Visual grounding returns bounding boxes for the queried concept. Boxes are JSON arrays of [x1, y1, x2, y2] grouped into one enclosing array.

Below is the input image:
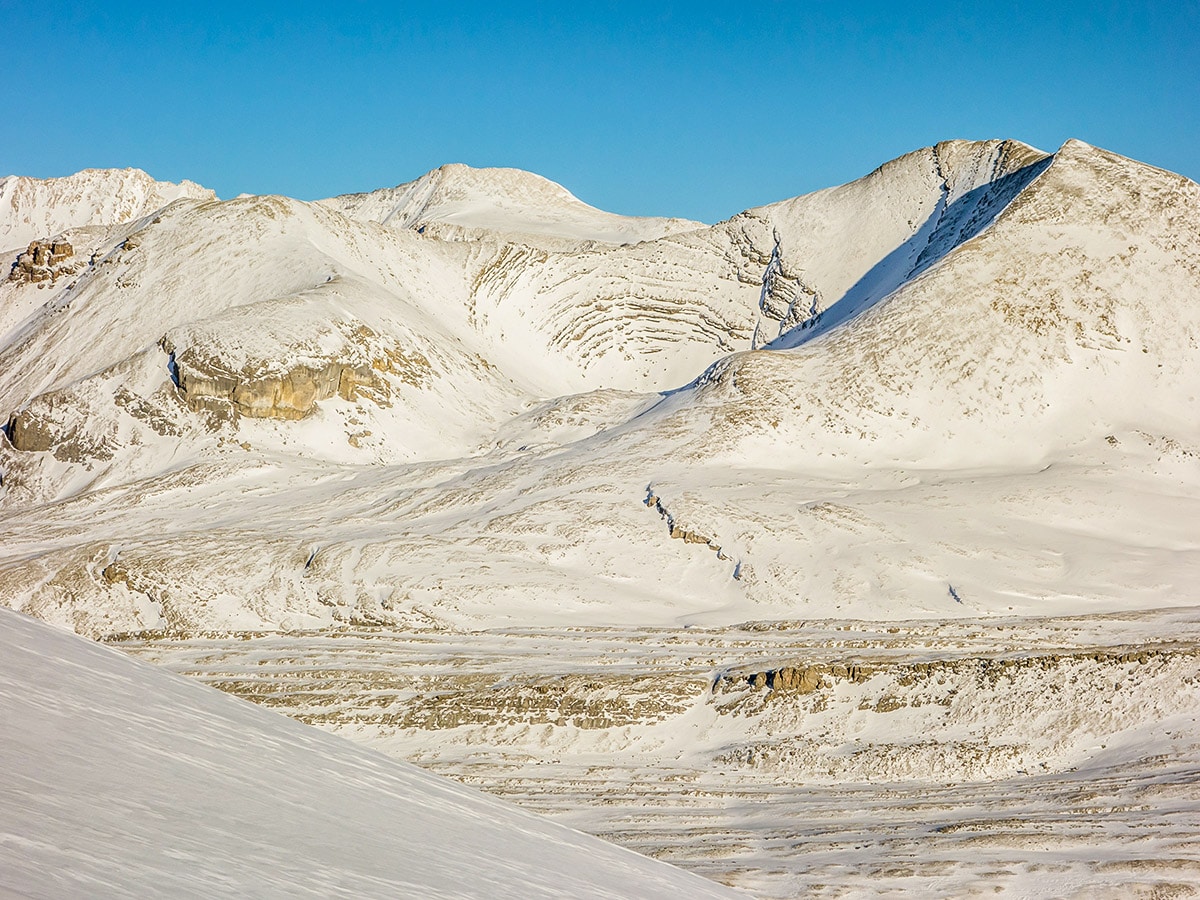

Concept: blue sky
[[2, 1, 1197, 222]]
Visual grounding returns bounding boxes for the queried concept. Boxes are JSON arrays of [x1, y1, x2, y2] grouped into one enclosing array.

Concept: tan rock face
[[171, 352, 377, 421], [6, 390, 114, 462], [8, 409, 55, 452], [1, 319, 435, 465], [160, 327, 432, 422], [8, 239, 81, 285], [728, 661, 873, 697]]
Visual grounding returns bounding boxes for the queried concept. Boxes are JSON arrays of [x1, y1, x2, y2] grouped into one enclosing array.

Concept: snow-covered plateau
[[2, 139, 1199, 897]]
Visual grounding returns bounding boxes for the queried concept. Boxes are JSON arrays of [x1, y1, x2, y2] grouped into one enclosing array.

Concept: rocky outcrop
[[8, 239, 81, 285], [720, 647, 1186, 708], [752, 233, 822, 347], [6, 407, 55, 452], [6, 389, 114, 462], [171, 353, 377, 421], [644, 489, 734, 563], [163, 336, 431, 422], [192, 664, 707, 732], [390, 672, 705, 731], [729, 661, 873, 695]]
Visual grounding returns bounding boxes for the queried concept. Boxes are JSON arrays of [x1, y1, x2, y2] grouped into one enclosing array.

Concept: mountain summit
[[319, 162, 705, 246], [0, 167, 214, 252]]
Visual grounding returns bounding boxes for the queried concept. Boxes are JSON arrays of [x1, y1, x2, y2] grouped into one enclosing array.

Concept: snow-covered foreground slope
[[0, 606, 738, 899]]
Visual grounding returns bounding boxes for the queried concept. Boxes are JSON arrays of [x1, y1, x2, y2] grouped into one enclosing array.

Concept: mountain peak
[[0, 168, 215, 251], [1057, 137, 1096, 153], [319, 162, 705, 245], [426, 162, 578, 200]]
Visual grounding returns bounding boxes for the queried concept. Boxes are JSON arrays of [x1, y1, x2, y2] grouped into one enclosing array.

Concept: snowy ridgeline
[[0, 137, 1198, 635], [0, 607, 738, 899]]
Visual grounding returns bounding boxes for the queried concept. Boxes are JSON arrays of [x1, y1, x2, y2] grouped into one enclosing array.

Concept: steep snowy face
[[746, 139, 1052, 347], [319, 162, 705, 246], [0, 167, 215, 252], [685, 139, 1200, 468]]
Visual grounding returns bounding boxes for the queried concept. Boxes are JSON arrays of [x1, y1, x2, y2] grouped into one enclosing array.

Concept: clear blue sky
[[2, 1, 1197, 222]]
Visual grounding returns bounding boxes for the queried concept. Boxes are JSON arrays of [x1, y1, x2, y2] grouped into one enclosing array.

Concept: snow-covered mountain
[[1, 138, 1197, 636], [4, 139, 1200, 898], [0, 167, 214, 253], [318, 162, 705, 247]]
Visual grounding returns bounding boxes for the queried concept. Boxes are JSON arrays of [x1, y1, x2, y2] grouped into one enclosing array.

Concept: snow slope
[[0, 606, 739, 899], [116, 611, 1200, 898]]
